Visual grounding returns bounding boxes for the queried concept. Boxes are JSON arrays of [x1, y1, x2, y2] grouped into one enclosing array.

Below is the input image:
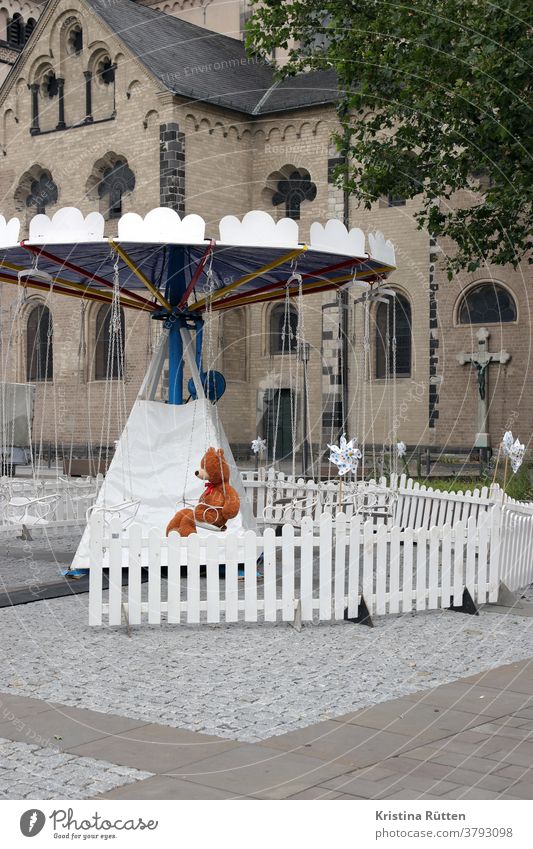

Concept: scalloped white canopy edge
[[0, 206, 396, 266]]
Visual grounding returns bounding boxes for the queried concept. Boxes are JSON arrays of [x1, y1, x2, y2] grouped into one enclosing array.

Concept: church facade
[[0, 0, 529, 464]]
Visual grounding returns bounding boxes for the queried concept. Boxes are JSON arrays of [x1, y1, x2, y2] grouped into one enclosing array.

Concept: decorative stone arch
[[14, 163, 58, 214], [27, 54, 55, 84], [296, 121, 313, 139], [2, 108, 17, 150], [184, 113, 199, 133], [57, 14, 83, 65], [142, 108, 159, 130], [88, 47, 115, 86], [197, 117, 211, 135], [226, 125, 240, 142], [265, 126, 282, 145], [280, 123, 297, 142], [263, 165, 317, 221], [212, 120, 227, 137], [126, 79, 142, 100], [85, 151, 135, 219]]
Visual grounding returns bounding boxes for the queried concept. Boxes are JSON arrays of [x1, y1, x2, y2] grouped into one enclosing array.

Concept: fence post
[[488, 503, 502, 603], [88, 511, 104, 626]]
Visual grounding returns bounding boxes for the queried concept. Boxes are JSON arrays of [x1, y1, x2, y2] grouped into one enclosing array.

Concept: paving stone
[[1, 585, 532, 743], [0, 737, 151, 799], [404, 683, 533, 718], [262, 720, 413, 768], [95, 775, 250, 799], [499, 780, 533, 799], [178, 744, 347, 799], [0, 707, 147, 750], [460, 661, 533, 695], [67, 724, 238, 773], [494, 764, 533, 780]]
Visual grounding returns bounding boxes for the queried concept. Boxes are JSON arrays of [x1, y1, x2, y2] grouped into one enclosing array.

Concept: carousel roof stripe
[[0, 207, 396, 311]]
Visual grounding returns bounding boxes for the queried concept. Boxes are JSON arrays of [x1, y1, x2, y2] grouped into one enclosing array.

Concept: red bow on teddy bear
[[166, 447, 240, 537]]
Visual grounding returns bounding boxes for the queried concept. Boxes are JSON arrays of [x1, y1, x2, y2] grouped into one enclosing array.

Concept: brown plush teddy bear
[[166, 446, 240, 537]]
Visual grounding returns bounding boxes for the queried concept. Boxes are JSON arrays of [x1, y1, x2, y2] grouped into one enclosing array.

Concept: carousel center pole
[[165, 246, 188, 406]]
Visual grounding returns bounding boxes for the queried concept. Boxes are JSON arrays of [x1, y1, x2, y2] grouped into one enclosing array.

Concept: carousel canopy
[[0, 208, 396, 315]]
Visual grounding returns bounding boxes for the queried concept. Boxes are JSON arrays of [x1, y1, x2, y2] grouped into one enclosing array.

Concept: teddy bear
[[166, 446, 240, 537]]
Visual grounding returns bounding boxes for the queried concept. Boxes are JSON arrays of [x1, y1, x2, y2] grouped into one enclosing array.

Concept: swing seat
[[195, 521, 225, 532], [86, 499, 140, 530], [3, 493, 59, 527]]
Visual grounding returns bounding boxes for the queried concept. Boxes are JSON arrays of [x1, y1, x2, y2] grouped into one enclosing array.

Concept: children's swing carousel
[[0, 207, 398, 568]]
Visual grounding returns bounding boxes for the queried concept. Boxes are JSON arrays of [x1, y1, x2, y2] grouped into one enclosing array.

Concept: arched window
[[24, 18, 36, 42], [27, 305, 53, 381], [67, 23, 83, 55], [97, 158, 135, 219], [270, 303, 298, 354], [458, 282, 517, 324], [271, 167, 317, 220], [95, 55, 115, 86], [95, 304, 125, 380], [375, 294, 411, 378], [7, 13, 24, 48]]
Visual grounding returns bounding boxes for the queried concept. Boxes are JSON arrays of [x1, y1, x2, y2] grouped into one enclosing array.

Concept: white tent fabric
[[72, 398, 255, 570]]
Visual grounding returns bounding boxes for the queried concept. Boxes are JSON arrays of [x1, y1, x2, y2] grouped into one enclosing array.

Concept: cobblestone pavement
[[0, 531, 81, 591], [0, 737, 151, 799], [1, 587, 531, 742]]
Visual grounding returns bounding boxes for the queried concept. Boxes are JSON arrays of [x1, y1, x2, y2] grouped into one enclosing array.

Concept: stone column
[[159, 123, 185, 214], [83, 71, 93, 123], [29, 83, 40, 135], [56, 77, 66, 130]]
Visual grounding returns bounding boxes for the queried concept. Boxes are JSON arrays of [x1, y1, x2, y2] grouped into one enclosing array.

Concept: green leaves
[[248, 0, 533, 272]]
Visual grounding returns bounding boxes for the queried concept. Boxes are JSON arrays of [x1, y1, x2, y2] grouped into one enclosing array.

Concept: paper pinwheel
[[251, 437, 267, 455], [502, 431, 514, 455], [509, 438, 525, 474], [327, 435, 362, 476]]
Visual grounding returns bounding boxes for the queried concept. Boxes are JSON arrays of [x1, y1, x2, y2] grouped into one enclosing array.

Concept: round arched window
[[269, 303, 298, 354], [458, 283, 517, 324]]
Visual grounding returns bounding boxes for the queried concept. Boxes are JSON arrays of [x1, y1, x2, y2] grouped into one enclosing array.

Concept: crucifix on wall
[[457, 327, 510, 448]]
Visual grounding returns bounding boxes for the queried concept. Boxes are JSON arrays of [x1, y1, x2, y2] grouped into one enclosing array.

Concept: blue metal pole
[[168, 319, 184, 405], [165, 246, 187, 405]]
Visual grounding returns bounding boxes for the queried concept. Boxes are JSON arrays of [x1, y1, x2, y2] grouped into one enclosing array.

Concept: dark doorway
[[264, 389, 294, 462]]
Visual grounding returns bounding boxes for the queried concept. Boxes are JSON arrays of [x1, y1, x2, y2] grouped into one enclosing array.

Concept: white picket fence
[[393, 479, 501, 531], [88, 508, 502, 627], [241, 469, 505, 532], [242, 468, 396, 526], [499, 499, 533, 593]]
